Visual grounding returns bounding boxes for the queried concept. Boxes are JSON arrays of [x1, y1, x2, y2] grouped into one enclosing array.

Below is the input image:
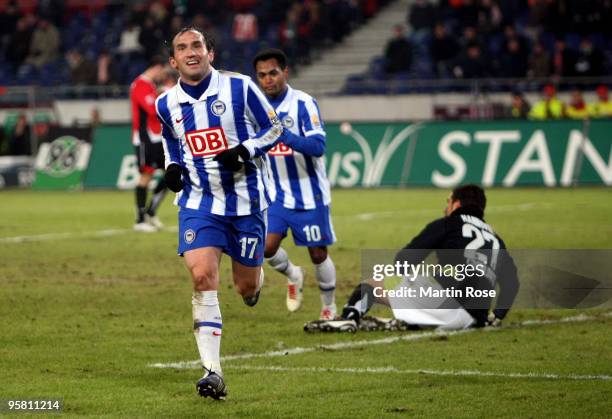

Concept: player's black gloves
[[213, 144, 250, 172], [164, 163, 184, 192]]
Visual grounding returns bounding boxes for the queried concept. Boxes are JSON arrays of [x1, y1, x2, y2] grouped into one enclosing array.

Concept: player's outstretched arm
[[284, 96, 327, 157], [281, 131, 326, 157], [241, 79, 284, 157]]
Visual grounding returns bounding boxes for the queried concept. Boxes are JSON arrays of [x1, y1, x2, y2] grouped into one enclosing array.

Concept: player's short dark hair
[[451, 184, 486, 213], [147, 55, 167, 69], [166, 26, 214, 57], [252, 48, 288, 70]]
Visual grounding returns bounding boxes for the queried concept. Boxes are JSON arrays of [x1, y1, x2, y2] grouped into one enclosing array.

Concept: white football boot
[[286, 267, 304, 312], [133, 222, 157, 233], [319, 303, 337, 320], [145, 214, 164, 230]]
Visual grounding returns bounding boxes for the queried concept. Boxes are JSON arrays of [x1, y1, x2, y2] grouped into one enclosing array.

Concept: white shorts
[[388, 276, 475, 331]]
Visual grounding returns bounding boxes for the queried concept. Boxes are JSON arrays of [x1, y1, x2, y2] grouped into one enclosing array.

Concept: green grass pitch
[[1, 188, 611, 417]]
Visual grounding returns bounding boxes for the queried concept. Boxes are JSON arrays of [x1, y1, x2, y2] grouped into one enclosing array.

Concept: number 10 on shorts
[[239, 237, 258, 258], [302, 225, 321, 242]]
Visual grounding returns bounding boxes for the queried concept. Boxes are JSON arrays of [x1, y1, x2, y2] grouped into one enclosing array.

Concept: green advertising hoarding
[[84, 125, 142, 189], [32, 127, 92, 190], [84, 120, 611, 189], [326, 120, 610, 187]]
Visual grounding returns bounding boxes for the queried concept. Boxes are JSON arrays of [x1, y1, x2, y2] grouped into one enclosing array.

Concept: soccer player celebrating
[[253, 49, 337, 320], [310, 184, 519, 332], [155, 27, 283, 400], [130, 56, 171, 232]]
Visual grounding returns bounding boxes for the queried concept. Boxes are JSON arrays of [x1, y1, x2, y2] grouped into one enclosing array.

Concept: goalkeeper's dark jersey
[[396, 206, 519, 326]]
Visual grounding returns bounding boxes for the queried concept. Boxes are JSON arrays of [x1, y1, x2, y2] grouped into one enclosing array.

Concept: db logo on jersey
[[185, 128, 228, 157], [268, 142, 293, 156]]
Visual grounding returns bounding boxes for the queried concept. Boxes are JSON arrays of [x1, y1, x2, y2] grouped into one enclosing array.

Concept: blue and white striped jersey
[[155, 69, 283, 216], [266, 85, 331, 210]]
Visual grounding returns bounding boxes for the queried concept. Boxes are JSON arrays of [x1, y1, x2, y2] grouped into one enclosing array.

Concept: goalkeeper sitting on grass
[[306, 184, 519, 333]]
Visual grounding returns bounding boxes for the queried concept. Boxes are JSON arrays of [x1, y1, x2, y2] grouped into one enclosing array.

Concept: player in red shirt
[[130, 56, 173, 232]]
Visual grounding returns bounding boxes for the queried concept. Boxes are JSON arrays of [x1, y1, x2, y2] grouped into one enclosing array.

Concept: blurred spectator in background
[[66, 49, 96, 85], [8, 113, 31, 156], [186, 0, 228, 25], [502, 25, 529, 56], [565, 89, 589, 119], [477, 0, 502, 35], [139, 16, 165, 58], [459, 26, 482, 49], [430, 23, 458, 76], [528, 0, 549, 28], [328, 0, 354, 43], [408, 0, 436, 35], [452, 42, 489, 79], [279, 5, 300, 65], [305, 0, 326, 47], [510, 91, 531, 119], [232, 8, 258, 42], [0, 1, 21, 44], [96, 49, 119, 86], [527, 41, 551, 79], [544, 0, 571, 35], [454, 0, 479, 30], [37, 0, 64, 27], [588, 85, 612, 118], [551, 39, 576, 79], [167, 15, 185, 39], [6, 17, 33, 67], [529, 84, 564, 119], [574, 37, 605, 78], [127, 2, 148, 26], [279, 3, 314, 66], [148, 0, 169, 30], [383, 24, 412, 74], [498, 37, 528, 78], [116, 21, 143, 59], [25, 18, 60, 68]]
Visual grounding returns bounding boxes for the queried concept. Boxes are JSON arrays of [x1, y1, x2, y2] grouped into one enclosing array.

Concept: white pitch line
[[149, 329, 474, 369], [224, 365, 612, 382], [1, 202, 544, 244], [0, 227, 178, 243], [148, 312, 610, 370], [334, 202, 548, 222]]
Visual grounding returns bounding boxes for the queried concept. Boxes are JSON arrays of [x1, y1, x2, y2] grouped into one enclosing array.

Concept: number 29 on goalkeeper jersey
[[155, 69, 283, 217]]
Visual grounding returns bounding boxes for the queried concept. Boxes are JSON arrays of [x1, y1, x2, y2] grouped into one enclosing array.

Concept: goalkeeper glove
[[213, 144, 250, 172], [164, 163, 184, 192]]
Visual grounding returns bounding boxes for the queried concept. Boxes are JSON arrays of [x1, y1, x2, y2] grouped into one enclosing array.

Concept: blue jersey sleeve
[[282, 97, 327, 157], [242, 79, 283, 158], [282, 131, 325, 157], [156, 95, 181, 168]]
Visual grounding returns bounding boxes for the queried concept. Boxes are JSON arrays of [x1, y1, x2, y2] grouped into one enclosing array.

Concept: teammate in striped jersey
[[253, 49, 338, 320], [155, 27, 283, 400]]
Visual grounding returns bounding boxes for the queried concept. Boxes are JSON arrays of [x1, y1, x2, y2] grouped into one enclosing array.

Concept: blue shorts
[[267, 203, 336, 247], [178, 208, 267, 267]]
